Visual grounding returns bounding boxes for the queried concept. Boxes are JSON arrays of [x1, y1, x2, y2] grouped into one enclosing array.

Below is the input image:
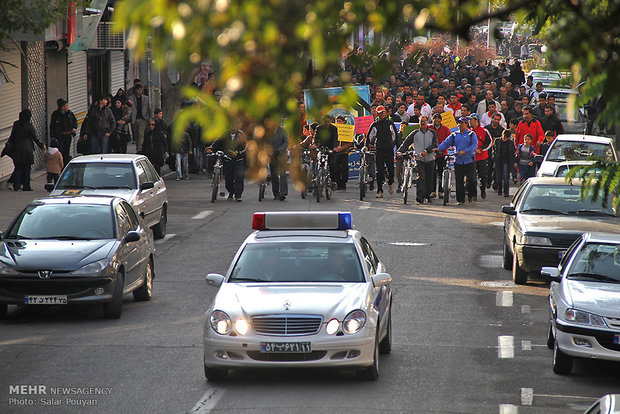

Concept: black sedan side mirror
[[140, 182, 155, 191], [124, 231, 141, 243], [44, 183, 55, 192], [502, 205, 516, 215]]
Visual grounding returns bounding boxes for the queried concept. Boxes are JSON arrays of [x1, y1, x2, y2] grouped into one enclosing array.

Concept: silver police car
[[203, 212, 393, 381]]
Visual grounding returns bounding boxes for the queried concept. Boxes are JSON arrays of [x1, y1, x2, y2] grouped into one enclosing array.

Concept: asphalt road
[[0, 171, 619, 414]]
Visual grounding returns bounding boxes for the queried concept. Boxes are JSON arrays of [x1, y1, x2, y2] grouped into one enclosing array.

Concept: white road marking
[[498, 335, 514, 359], [155, 233, 176, 244], [388, 242, 429, 246], [521, 305, 531, 314], [358, 202, 371, 210], [522, 340, 532, 351], [479, 254, 504, 268], [499, 404, 518, 414], [188, 387, 225, 413], [491, 222, 505, 227], [521, 388, 534, 406], [192, 210, 213, 220], [496, 291, 513, 307], [481, 281, 517, 288]]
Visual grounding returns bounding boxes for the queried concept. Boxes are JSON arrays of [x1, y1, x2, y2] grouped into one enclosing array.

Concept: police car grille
[[251, 315, 322, 336], [247, 351, 327, 361], [604, 317, 620, 329]]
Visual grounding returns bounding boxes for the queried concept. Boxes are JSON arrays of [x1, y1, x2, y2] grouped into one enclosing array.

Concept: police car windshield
[[229, 242, 365, 283]]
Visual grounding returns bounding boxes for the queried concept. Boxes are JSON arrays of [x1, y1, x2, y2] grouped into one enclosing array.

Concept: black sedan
[[501, 177, 620, 284], [0, 196, 155, 319]]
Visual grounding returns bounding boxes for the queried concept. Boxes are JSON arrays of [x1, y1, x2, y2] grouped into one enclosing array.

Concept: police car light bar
[[252, 212, 352, 230]]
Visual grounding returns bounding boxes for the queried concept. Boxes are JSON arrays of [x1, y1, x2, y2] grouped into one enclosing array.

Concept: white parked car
[[203, 212, 393, 381], [544, 233, 620, 375], [536, 135, 617, 177], [47, 154, 168, 239]]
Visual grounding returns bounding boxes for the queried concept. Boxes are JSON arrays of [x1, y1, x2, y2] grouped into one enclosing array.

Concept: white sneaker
[[388, 184, 394, 194]]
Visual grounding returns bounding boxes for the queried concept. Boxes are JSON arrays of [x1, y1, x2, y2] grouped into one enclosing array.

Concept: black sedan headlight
[[70, 259, 113, 276]]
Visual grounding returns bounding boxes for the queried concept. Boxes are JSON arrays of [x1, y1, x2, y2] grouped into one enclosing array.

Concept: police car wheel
[[379, 307, 392, 354], [359, 330, 380, 381]]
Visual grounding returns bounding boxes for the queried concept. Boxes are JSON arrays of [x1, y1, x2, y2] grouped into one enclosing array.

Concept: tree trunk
[[160, 67, 199, 124]]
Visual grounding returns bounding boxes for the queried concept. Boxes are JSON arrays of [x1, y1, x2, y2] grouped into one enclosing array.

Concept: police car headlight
[[234, 319, 249, 335], [326, 318, 340, 335], [210, 311, 232, 335], [71, 259, 110, 275], [343, 310, 366, 334]]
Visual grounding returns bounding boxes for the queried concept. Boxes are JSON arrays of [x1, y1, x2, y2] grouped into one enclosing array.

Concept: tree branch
[[10, 37, 47, 69]]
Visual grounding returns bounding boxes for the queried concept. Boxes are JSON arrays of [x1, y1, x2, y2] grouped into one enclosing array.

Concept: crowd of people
[[2, 43, 568, 203]]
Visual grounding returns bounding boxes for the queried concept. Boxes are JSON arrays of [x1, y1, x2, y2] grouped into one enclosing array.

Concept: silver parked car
[[203, 212, 393, 381], [544, 233, 620, 374], [47, 154, 168, 239], [0, 196, 155, 319]]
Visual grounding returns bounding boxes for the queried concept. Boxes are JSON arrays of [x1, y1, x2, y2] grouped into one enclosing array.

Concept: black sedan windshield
[[229, 242, 365, 283], [7, 204, 115, 240], [56, 163, 137, 190]]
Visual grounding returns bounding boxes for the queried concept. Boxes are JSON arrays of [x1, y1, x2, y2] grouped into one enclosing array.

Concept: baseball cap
[[432, 113, 443, 120], [457, 116, 469, 123], [468, 113, 479, 121], [376, 105, 386, 113]]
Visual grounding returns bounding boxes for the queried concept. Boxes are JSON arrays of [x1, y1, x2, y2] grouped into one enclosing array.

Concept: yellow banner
[[441, 111, 457, 131], [334, 123, 355, 143]]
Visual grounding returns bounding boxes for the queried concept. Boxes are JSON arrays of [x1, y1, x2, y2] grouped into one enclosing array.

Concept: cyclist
[[429, 113, 451, 198], [469, 114, 493, 200], [315, 115, 339, 187], [207, 121, 247, 201], [434, 117, 478, 205], [397, 115, 437, 204], [268, 125, 289, 201], [367, 105, 398, 198]]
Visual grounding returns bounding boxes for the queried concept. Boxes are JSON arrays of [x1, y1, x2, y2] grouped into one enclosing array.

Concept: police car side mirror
[[534, 154, 544, 164], [371, 272, 392, 288], [206, 273, 225, 288]]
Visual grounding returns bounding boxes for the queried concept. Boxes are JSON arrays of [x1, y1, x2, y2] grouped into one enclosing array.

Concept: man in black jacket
[[84, 96, 115, 154], [367, 106, 398, 198], [49, 98, 77, 164]]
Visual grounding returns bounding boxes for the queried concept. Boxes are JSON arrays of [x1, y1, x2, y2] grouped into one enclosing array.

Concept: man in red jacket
[[469, 114, 492, 200], [515, 106, 545, 150], [429, 113, 452, 198]]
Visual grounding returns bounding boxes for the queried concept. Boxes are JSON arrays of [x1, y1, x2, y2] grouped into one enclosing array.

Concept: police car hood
[[215, 282, 370, 317], [565, 280, 620, 318]]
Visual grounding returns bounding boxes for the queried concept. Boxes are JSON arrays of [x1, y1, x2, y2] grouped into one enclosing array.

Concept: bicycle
[[357, 145, 376, 201], [299, 149, 313, 199], [314, 147, 333, 203], [400, 151, 417, 205], [206, 150, 232, 203], [441, 147, 457, 206]]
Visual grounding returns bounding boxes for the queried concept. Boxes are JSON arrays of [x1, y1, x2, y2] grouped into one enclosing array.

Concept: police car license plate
[[25, 295, 67, 305], [614, 335, 620, 345], [260, 342, 311, 353]]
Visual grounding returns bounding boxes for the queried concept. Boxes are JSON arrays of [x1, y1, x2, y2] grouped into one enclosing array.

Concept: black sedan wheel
[[503, 236, 513, 270], [103, 273, 124, 319]]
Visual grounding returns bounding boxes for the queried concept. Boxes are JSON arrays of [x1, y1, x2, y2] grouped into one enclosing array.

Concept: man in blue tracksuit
[[435, 117, 478, 205]]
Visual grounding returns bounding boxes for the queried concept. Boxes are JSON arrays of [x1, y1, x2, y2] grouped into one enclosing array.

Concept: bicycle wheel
[[258, 181, 265, 201], [359, 164, 366, 201], [211, 167, 220, 203], [315, 169, 322, 203], [442, 169, 450, 206], [325, 174, 332, 200], [300, 165, 309, 199], [403, 170, 410, 204]]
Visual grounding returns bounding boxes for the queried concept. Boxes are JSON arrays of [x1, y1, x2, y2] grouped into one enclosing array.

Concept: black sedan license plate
[[260, 342, 311, 353], [25, 295, 67, 305]]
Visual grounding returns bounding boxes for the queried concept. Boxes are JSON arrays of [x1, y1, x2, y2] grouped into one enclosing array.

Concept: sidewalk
[[0, 142, 172, 228]]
